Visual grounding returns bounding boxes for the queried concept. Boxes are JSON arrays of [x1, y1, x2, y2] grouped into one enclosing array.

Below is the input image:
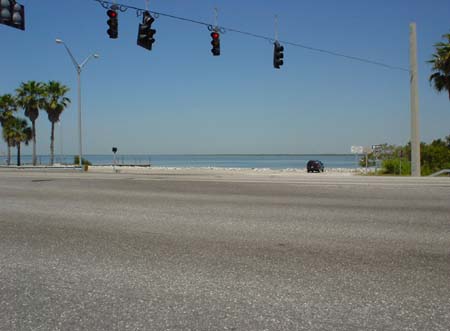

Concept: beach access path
[[1, 168, 449, 330]]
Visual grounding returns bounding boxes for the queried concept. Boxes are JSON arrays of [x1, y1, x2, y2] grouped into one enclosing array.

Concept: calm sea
[[0, 154, 361, 169]]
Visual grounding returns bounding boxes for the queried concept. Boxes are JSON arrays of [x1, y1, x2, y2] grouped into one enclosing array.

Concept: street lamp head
[[55, 38, 63, 44], [93, 54, 100, 59]]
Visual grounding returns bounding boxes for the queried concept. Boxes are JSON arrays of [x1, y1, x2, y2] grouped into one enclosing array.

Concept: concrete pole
[[77, 68, 83, 169], [410, 23, 421, 176]]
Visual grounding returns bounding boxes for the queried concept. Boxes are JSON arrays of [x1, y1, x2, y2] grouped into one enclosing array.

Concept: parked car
[[307, 160, 324, 173]]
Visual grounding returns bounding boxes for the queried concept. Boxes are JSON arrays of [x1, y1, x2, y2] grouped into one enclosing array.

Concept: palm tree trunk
[[50, 121, 55, 165], [32, 120, 36, 166], [17, 143, 21, 166], [7, 141, 11, 166]]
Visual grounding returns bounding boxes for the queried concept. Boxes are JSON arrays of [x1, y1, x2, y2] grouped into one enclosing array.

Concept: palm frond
[[429, 32, 450, 99], [42, 81, 71, 124]]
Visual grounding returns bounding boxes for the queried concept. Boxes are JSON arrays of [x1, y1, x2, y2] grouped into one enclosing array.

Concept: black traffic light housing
[[0, 0, 25, 30], [211, 31, 220, 56], [107, 9, 118, 39], [137, 11, 156, 51], [273, 41, 284, 69]]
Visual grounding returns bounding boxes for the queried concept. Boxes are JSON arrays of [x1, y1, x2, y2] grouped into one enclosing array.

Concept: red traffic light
[[211, 32, 219, 40], [107, 10, 117, 18]]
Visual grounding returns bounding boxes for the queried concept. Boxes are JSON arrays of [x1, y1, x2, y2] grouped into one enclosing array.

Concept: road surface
[[1, 169, 449, 330]]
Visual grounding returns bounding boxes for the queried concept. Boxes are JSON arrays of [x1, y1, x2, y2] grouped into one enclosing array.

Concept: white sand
[[87, 165, 366, 177]]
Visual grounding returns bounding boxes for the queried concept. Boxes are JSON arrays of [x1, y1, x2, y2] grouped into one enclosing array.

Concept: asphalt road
[[1, 169, 450, 330]]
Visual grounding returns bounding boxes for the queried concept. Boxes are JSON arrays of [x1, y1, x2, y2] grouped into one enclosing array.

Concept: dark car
[[307, 160, 324, 173]]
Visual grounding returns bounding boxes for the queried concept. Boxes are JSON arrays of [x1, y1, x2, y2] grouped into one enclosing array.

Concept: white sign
[[351, 146, 364, 154]]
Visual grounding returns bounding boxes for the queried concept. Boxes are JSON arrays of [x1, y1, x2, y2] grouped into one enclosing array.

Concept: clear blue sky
[[1, 0, 449, 155]]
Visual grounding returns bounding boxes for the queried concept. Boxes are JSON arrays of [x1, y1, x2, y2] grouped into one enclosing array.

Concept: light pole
[[56, 39, 99, 169]]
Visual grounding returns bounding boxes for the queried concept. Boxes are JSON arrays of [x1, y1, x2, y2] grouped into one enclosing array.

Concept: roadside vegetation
[[2, 117, 32, 166], [361, 135, 450, 176], [362, 32, 450, 176], [0, 81, 70, 166], [73, 156, 92, 166]]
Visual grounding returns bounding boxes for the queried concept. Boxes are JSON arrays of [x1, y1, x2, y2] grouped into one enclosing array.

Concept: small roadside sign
[[351, 146, 364, 154], [372, 144, 382, 152], [372, 145, 383, 158]]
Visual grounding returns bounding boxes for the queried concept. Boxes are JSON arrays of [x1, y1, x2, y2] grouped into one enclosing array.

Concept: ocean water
[[0, 154, 361, 169]]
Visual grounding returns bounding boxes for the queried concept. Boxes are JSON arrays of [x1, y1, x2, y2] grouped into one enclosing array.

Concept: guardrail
[[0, 165, 81, 169], [429, 169, 450, 177]]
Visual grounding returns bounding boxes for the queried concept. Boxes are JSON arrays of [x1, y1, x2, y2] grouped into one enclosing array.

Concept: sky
[[1, 0, 449, 155]]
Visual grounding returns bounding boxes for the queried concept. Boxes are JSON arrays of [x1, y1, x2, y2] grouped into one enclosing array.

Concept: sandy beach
[[87, 165, 366, 177]]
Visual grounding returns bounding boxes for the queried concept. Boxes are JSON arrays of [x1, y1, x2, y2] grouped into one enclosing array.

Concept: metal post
[[274, 15, 278, 41], [410, 23, 421, 176], [365, 153, 368, 174], [59, 121, 63, 164], [399, 149, 403, 176], [32, 124, 36, 166], [214, 7, 218, 28], [55, 39, 98, 171]]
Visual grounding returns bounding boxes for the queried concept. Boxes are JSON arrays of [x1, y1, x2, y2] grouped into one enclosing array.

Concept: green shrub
[[382, 158, 411, 175], [73, 156, 92, 166], [421, 139, 450, 175]]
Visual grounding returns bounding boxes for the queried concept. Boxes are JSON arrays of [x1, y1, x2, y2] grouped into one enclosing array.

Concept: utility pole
[[410, 23, 420, 176]]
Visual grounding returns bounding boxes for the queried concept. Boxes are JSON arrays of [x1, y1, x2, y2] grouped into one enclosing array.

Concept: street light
[[55, 38, 99, 169]]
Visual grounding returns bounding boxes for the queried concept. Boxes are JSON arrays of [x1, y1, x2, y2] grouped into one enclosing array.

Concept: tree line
[[0, 81, 70, 166], [361, 135, 450, 176]]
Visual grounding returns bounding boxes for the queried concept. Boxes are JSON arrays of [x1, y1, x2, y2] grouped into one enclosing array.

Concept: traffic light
[[210, 31, 220, 56], [273, 41, 284, 69], [137, 11, 156, 51], [107, 9, 118, 39], [0, 0, 25, 30]]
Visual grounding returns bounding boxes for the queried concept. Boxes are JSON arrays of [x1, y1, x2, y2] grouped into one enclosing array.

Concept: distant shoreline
[[3, 153, 356, 157], [0, 154, 362, 170]]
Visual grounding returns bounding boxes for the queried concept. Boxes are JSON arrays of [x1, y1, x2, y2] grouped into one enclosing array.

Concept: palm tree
[[0, 94, 18, 165], [2, 119, 15, 165], [2, 117, 32, 166], [43, 81, 71, 165], [429, 33, 450, 100], [15, 81, 45, 166]]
